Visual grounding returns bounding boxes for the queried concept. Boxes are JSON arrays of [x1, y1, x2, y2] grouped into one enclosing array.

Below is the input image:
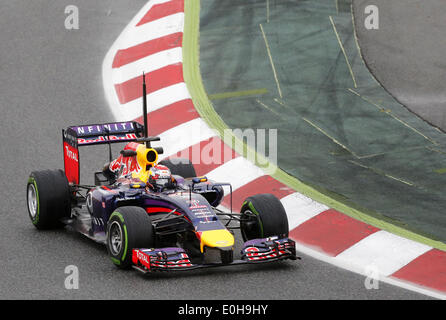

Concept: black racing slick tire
[[106, 206, 155, 269], [26, 169, 71, 229], [159, 158, 196, 178], [240, 193, 289, 241]]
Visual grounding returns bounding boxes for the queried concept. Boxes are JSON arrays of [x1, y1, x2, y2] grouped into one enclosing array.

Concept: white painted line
[[334, 230, 432, 276], [266, 0, 270, 23], [112, 82, 191, 121], [158, 118, 218, 158], [205, 157, 266, 192], [281, 193, 329, 230], [259, 23, 282, 98], [112, 47, 183, 84], [329, 16, 357, 88]]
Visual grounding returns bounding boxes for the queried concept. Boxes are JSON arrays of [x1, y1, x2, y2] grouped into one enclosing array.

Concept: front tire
[[106, 206, 155, 269], [26, 170, 71, 229], [240, 193, 289, 241]]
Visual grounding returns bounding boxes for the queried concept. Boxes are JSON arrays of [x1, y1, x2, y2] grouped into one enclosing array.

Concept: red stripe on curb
[[112, 32, 183, 68], [114, 64, 184, 104], [136, 0, 184, 26], [289, 209, 380, 256], [391, 249, 446, 293], [134, 99, 199, 136], [167, 137, 239, 177], [221, 175, 295, 211]]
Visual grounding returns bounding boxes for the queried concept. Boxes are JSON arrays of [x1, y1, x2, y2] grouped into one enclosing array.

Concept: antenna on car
[[142, 72, 149, 148], [137, 72, 163, 154], [104, 127, 113, 163]]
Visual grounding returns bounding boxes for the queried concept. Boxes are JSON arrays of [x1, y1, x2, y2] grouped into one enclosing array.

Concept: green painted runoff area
[[187, 0, 446, 247]]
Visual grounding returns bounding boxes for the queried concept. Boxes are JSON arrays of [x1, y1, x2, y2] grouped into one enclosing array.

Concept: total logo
[[65, 145, 78, 162], [137, 251, 150, 265]]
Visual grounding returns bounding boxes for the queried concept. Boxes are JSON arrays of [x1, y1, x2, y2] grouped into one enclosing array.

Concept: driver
[[147, 164, 175, 191]]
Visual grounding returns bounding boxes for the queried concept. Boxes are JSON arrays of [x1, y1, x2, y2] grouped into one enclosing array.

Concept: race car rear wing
[[69, 122, 145, 146], [62, 121, 145, 184], [63, 73, 152, 185]]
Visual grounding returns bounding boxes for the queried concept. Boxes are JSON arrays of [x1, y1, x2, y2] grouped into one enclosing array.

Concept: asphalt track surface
[[0, 1, 428, 299], [199, 0, 446, 245], [353, 0, 446, 132]]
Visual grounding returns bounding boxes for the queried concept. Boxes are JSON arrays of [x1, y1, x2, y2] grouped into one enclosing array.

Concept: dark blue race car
[[26, 77, 298, 272]]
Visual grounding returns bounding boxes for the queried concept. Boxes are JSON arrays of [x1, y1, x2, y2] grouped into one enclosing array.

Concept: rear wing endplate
[[62, 121, 144, 184]]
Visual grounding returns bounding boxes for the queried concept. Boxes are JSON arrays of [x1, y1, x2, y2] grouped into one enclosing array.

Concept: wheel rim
[[108, 221, 123, 256], [27, 183, 38, 219], [241, 209, 261, 240]]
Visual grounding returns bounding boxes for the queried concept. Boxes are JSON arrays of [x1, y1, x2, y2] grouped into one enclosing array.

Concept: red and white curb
[[102, 0, 446, 299]]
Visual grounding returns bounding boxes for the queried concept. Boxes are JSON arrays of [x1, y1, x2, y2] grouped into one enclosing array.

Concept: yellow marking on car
[[199, 229, 234, 253], [131, 144, 159, 183]]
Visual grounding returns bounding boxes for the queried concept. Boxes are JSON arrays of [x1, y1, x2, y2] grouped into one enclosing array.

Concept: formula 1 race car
[[26, 76, 298, 272]]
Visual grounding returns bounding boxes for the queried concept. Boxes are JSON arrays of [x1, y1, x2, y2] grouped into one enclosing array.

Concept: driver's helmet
[[148, 165, 173, 190]]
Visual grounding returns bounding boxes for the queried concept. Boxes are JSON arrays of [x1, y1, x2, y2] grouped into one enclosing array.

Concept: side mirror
[[192, 176, 208, 184], [120, 149, 137, 157], [153, 147, 164, 155]]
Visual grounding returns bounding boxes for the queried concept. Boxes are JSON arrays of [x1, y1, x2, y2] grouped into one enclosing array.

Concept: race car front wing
[[131, 236, 299, 273]]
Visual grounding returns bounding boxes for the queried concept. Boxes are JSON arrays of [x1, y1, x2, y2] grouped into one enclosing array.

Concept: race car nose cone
[[199, 229, 234, 253]]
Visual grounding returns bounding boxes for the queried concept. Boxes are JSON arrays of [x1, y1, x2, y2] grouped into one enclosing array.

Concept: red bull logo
[[78, 133, 138, 145]]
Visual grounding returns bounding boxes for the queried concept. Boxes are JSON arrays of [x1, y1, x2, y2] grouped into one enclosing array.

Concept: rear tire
[[159, 158, 196, 178], [106, 206, 155, 269], [240, 193, 289, 241], [26, 170, 71, 229]]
